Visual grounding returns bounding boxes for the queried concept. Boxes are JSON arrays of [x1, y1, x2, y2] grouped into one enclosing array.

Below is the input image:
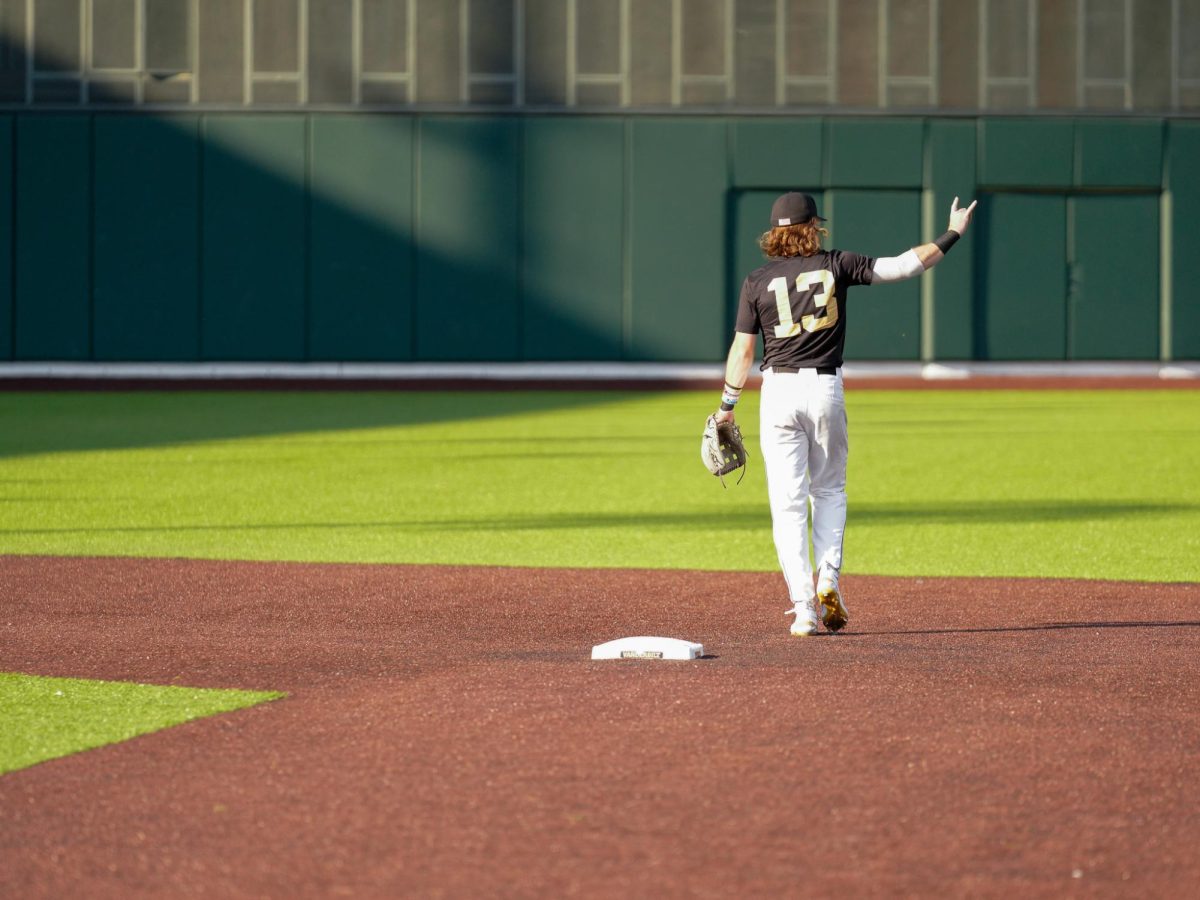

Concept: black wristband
[[719, 401, 735, 411], [934, 230, 960, 254]]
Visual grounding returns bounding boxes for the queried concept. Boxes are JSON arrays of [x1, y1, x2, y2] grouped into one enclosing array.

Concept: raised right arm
[[870, 196, 978, 284]]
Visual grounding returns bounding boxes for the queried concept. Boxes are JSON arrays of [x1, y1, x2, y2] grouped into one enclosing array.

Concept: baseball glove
[[701, 413, 748, 486]]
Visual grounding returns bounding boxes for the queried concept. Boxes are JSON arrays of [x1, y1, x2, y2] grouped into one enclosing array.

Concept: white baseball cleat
[[816, 566, 849, 633], [787, 603, 820, 637]]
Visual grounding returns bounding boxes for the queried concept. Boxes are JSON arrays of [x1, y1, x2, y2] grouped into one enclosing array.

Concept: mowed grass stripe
[[0, 673, 283, 774], [0, 390, 1197, 581]]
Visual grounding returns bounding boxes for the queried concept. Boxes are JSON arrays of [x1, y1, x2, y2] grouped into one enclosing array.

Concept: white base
[[590, 636, 704, 661]]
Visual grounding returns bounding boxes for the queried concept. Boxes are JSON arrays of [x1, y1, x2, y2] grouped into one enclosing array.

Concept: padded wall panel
[[826, 190, 921, 360], [2, 112, 1188, 367], [825, 119, 923, 188], [1075, 119, 1163, 188], [730, 192, 785, 312], [978, 118, 1073, 187], [15, 116, 91, 360], [415, 118, 519, 360], [732, 119, 823, 188], [1069, 194, 1158, 359], [927, 120, 977, 359], [93, 116, 200, 360], [976, 193, 1067, 359], [309, 115, 413, 360], [0, 117, 10, 359], [522, 118, 623, 360], [1167, 122, 1200, 359], [628, 119, 727, 360], [202, 116, 307, 360]]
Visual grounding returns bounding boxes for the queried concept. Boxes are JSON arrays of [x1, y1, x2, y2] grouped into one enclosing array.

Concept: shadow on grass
[[849, 499, 1195, 525], [0, 391, 642, 460], [844, 620, 1200, 637], [1, 499, 1190, 536]]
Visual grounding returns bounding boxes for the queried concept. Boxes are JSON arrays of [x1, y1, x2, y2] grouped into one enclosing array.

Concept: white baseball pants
[[759, 367, 848, 604]]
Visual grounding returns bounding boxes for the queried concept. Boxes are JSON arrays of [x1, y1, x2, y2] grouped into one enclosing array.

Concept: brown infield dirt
[[2, 554, 1199, 899]]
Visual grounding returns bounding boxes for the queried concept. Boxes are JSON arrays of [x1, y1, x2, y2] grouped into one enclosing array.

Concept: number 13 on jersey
[[768, 270, 839, 339]]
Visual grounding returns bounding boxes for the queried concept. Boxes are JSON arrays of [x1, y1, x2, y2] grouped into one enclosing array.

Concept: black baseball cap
[[770, 192, 826, 227]]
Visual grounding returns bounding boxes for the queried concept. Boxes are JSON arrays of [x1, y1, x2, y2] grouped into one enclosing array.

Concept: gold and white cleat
[[816, 567, 849, 633]]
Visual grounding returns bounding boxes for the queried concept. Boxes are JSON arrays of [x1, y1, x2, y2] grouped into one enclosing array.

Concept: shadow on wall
[[6, 111, 620, 363]]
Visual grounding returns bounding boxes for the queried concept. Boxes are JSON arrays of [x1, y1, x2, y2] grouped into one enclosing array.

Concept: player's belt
[[771, 365, 837, 375]]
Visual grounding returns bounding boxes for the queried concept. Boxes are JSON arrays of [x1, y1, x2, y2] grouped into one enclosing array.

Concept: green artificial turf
[[0, 672, 283, 774], [0, 390, 1197, 581]]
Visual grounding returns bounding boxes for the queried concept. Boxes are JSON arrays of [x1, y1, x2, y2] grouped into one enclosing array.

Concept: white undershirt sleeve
[[870, 249, 925, 284]]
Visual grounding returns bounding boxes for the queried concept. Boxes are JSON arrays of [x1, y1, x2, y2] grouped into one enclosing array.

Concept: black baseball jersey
[[735, 249, 875, 370]]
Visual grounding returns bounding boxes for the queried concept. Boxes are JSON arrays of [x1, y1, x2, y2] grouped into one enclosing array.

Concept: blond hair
[[759, 219, 828, 259]]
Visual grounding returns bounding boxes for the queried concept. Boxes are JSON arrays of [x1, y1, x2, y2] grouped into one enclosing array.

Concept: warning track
[[2, 555, 1199, 897]]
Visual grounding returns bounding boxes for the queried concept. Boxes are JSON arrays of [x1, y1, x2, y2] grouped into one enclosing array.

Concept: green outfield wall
[[0, 113, 1195, 364]]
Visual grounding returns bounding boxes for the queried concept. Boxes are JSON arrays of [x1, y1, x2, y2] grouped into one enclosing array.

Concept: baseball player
[[715, 192, 977, 636]]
